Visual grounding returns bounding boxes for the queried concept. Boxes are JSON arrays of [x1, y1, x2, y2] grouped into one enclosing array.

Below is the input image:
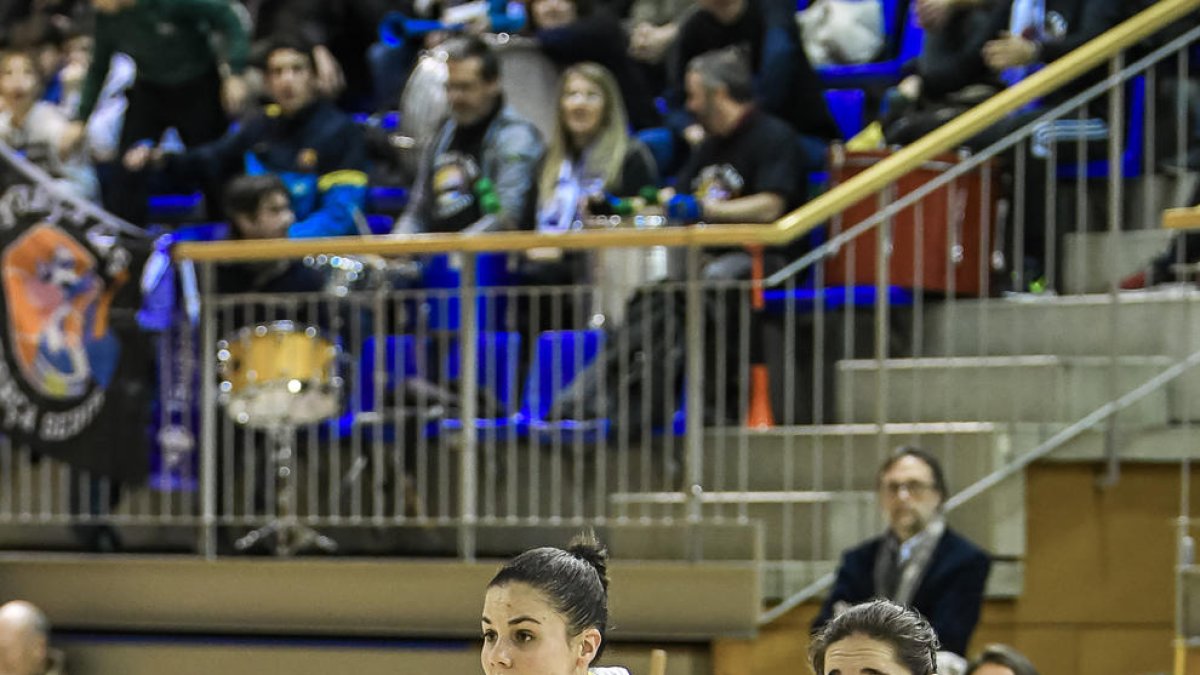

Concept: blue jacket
[[165, 98, 369, 238], [813, 527, 991, 656]]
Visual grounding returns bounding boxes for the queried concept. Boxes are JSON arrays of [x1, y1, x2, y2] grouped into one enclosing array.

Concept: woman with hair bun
[[482, 532, 616, 675]]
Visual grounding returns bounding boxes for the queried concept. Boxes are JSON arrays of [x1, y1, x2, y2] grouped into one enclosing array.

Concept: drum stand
[[235, 425, 337, 556]]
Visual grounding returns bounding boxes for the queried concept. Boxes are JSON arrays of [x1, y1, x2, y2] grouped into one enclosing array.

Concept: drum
[[216, 321, 341, 428]]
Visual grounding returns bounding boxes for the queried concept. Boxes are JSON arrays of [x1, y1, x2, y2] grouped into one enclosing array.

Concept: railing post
[[198, 261, 217, 559], [1101, 54, 1125, 489], [684, 245, 705, 561], [874, 187, 893, 449], [458, 253, 479, 561]]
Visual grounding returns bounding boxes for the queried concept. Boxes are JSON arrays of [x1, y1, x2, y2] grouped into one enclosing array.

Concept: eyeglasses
[[880, 481, 936, 497]]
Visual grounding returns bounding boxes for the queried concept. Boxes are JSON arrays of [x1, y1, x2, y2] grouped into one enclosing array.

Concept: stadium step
[[835, 355, 1175, 426], [1062, 229, 1176, 294]]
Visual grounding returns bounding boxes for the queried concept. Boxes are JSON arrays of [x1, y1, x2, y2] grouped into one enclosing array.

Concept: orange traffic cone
[[746, 246, 775, 429]]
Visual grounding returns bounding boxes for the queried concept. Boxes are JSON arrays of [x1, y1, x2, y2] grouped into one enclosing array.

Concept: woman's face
[[481, 582, 600, 675], [0, 56, 39, 104], [560, 73, 606, 146], [530, 0, 576, 30]]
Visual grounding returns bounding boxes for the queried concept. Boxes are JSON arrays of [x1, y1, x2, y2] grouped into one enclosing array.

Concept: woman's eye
[[482, 630, 497, 642], [516, 631, 534, 643]]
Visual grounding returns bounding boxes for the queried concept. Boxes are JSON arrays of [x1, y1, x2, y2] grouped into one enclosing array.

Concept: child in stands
[[0, 50, 98, 199]]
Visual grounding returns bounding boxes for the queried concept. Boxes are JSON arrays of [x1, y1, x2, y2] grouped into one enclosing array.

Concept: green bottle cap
[[639, 185, 659, 205]]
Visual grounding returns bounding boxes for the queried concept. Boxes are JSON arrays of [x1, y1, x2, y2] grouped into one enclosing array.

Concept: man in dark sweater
[[124, 39, 369, 238], [60, 0, 250, 223], [667, 0, 837, 173], [665, 47, 802, 424], [814, 447, 991, 657], [670, 46, 800, 229]]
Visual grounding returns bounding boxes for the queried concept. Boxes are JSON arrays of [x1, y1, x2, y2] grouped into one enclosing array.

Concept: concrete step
[[699, 424, 1014, 493], [1062, 229, 1175, 294], [920, 288, 1200, 359], [1027, 424, 1200, 463], [761, 559, 1024, 603], [836, 355, 1174, 426], [609, 477, 1025, 561]]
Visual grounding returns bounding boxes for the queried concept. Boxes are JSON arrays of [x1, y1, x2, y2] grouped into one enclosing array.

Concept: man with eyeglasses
[[393, 35, 544, 236], [813, 446, 992, 657]]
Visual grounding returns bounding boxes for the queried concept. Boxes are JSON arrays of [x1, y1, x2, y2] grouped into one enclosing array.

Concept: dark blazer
[[812, 527, 991, 656]]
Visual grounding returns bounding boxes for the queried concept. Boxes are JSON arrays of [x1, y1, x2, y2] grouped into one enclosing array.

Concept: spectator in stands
[[482, 532, 610, 675], [523, 0, 660, 130], [668, 0, 837, 172], [525, 62, 658, 333], [50, 30, 134, 166], [809, 599, 939, 675], [965, 644, 1040, 675], [246, 0, 394, 111], [0, 50, 99, 199], [216, 174, 325, 295], [883, 0, 1005, 145], [628, 0, 693, 66], [0, 601, 64, 675], [966, 0, 1125, 290], [660, 47, 801, 424], [59, 0, 251, 225], [667, 47, 799, 230], [372, 0, 526, 112], [393, 35, 543, 235], [814, 447, 991, 656], [537, 62, 658, 234], [627, 0, 693, 93], [124, 38, 370, 239]]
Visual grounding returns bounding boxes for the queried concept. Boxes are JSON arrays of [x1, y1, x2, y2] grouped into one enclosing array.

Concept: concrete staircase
[[611, 231, 1200, 604]]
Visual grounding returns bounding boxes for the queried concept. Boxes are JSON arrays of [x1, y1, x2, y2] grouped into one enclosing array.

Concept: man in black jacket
[[814, 447, 992, 657], [667, 0, 838, 174]]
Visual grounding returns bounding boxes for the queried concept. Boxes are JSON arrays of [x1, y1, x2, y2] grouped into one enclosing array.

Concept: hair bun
[[567, 531, 610, 592]]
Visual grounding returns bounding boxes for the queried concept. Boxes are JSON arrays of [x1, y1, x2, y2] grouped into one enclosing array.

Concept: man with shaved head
[[0, 601, 60, 675]]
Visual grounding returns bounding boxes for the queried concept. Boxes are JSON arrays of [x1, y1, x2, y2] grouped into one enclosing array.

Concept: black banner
[[0, 143, 152, 482]]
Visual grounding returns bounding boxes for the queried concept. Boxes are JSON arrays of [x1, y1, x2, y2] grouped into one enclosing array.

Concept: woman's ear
[[576, 627, 602, 668]]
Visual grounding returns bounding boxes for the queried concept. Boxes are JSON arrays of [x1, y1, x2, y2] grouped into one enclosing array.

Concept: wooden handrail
[[1164, 207, 1200, 230], [175, 0, 1199, 263], [174, 223, 775, 262]]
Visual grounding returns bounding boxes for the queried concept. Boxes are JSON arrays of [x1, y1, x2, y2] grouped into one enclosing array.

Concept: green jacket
[[77, 0, 249, 121]]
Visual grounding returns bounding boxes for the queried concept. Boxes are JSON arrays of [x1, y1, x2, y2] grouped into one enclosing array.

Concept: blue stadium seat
[[1055, 75, 1146, 180], [825, 89, 868, 140], [762, 284, 915, 314], [148, 192, 205, 223], [818, 0, 923, 87], [329, 334, 434, 442], [356, 334, 424, 413], [367, 186, 409, 214], [438, 332, 525, 441], [365, 213, 395, 235], [523, 329, 609, 443], [419, 253, 516, 331]]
